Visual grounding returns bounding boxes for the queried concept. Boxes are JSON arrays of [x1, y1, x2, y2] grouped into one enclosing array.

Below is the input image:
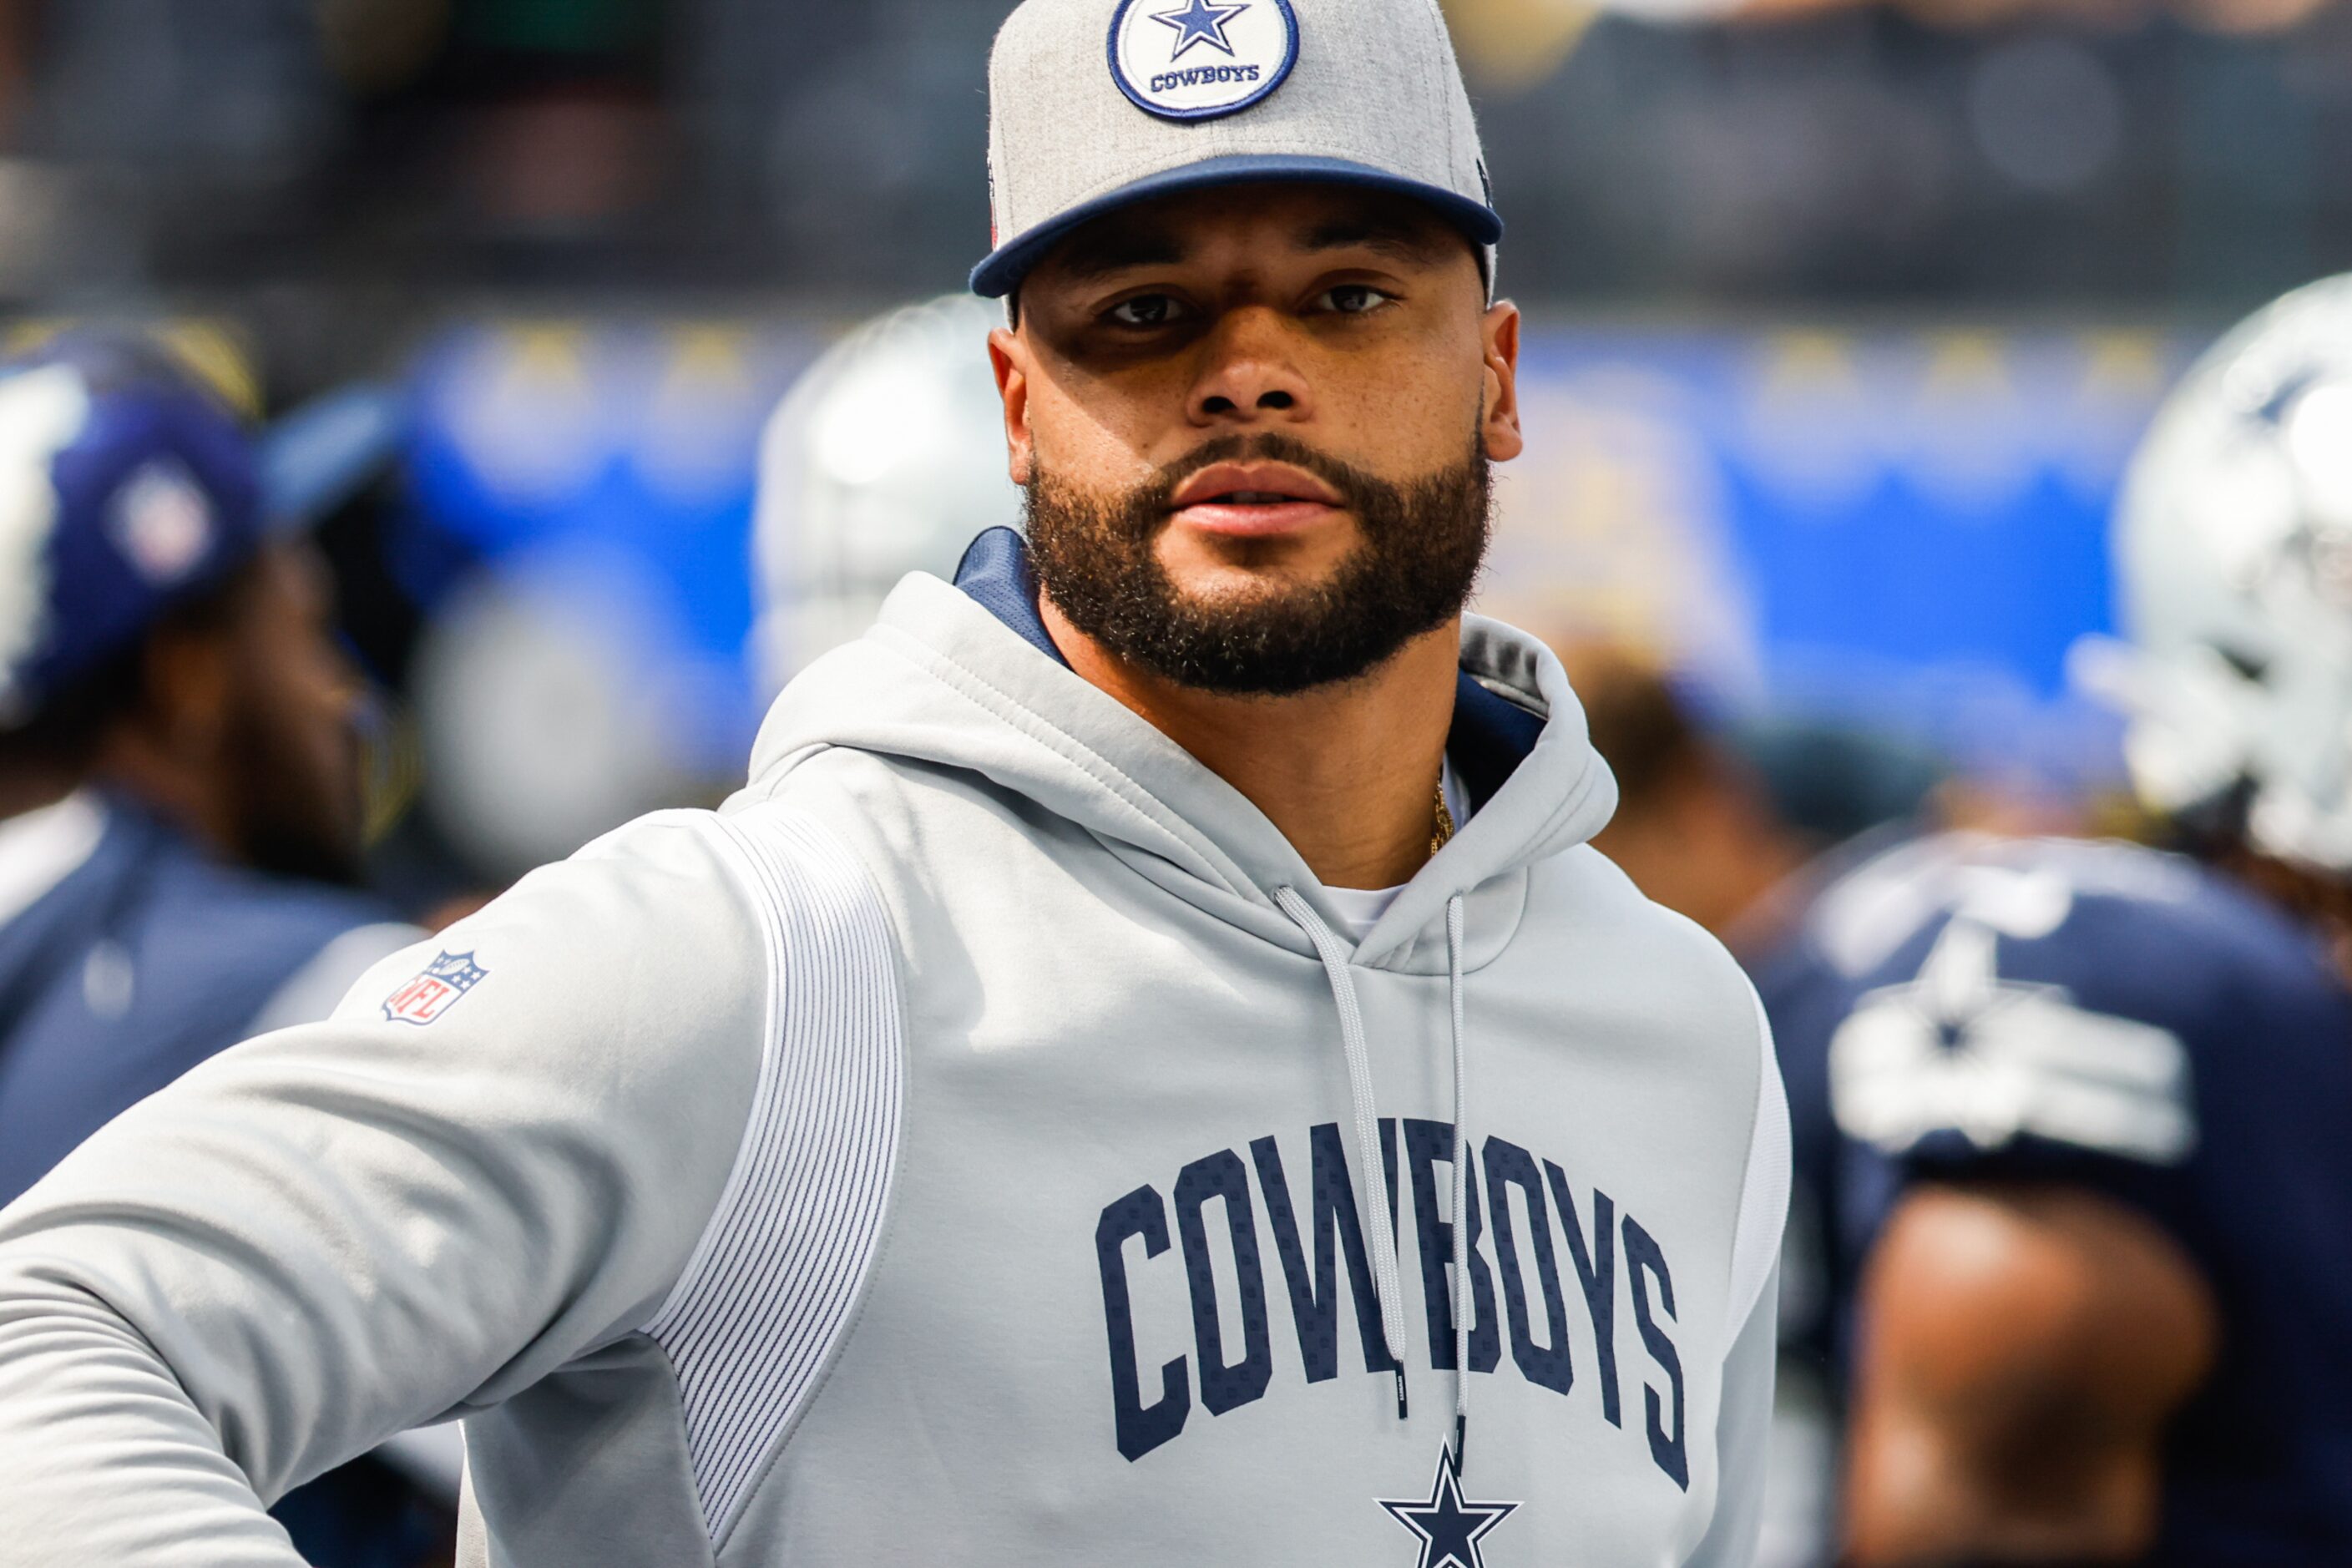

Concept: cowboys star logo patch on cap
[[1108, 0, 1297, 122]]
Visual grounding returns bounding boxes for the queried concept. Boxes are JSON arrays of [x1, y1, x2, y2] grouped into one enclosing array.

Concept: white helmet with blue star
[[2079, 272, 2352, 869], [751, 295, 1020, 693]]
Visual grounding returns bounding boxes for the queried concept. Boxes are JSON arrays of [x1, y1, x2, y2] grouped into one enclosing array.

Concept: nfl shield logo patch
[[382, 950, 489, 1025]]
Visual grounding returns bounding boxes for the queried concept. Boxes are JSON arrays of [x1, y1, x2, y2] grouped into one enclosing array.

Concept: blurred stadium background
[[3, 0, 2343, 895]]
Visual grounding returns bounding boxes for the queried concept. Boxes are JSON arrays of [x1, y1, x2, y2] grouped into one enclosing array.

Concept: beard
[[1023, 431, 1491, 697]]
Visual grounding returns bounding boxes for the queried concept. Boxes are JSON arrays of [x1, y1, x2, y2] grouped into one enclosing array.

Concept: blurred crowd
[[0, 0, 2347, 311]]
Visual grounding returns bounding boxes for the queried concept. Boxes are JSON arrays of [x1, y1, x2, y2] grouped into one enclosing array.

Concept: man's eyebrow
[[1045, 225, 1187, 283], [1296, 214, 1454, 266]]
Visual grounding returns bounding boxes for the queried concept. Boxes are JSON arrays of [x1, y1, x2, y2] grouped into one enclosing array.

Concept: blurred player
[[0, 333, 456, 1566], [1780, 276, 2352, 1563], [751, 293, 1020, 691]]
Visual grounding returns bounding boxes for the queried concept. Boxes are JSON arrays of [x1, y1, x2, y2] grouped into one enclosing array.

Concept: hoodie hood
[[744, 529, 1616, 975]]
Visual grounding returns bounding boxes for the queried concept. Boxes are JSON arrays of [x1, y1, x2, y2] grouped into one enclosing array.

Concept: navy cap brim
[[969, 153, 1502, 299], [258, 382, 406, 535]]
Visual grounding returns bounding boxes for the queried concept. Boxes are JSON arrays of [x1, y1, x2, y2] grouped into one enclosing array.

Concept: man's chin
[[1159, 567, 1344, 619], [1154, 532, 1359, 604]]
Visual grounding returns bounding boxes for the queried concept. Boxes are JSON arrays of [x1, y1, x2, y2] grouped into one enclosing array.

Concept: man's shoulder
[[30, 812, 399, 1031], [1530, 843, 1773, 1109], [1811, 832, 2352, 1186], [1545, 842, 1761, 1005], [410, 808, 771, 979], [342, 806, 893, 1039]]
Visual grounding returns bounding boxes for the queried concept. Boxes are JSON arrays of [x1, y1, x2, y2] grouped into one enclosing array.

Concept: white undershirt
[[1319, 761, 1472, 944], [0, 791, 107, 928]]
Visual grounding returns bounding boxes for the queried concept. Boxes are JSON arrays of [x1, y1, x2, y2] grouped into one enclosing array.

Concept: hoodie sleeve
[[1682, 1265, 1781, 1568], [1682, 984, 1792, 1568], [0, 811, 772, 1565]]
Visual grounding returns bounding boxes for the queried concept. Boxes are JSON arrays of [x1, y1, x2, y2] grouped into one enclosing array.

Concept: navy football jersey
[[0, 792, 416, 1205], [1770, 832, 2352, 1564], [0, 790, 446, 1568]]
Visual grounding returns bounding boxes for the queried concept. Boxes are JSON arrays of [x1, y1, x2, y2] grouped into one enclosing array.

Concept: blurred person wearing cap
[[1567, 645, 1825, 955], [0, 337, 414, 1199], [0, 4, 1785, 1565], [1749, 277, 2352, 1566], [0, 335, 458, 1565]]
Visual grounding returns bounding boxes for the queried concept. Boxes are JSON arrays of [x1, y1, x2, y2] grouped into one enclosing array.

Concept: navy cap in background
[[0, 332, 403, 728]]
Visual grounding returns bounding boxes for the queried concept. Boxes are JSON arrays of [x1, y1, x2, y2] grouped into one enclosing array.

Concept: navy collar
[[950, 528, 1540, 811], [952, 527, 1066, 669]]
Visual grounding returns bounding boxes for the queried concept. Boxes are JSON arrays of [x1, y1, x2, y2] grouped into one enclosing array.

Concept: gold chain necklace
[[1430, 781, 1455, 858]]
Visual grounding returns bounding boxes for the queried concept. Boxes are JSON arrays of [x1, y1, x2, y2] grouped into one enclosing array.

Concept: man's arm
[[1683, 1265, 1780, 1568], [1843, 1181, 2219, 1566], [1685, 985, 1792, 1568], [0, 813, 771, 1564]]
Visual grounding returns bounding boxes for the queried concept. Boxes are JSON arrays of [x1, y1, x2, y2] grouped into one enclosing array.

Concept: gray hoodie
[[0, 534, 1788, 1566]]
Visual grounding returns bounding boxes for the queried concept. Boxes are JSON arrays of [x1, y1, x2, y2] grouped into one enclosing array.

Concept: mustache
[[1141, 433, 1393, 514]]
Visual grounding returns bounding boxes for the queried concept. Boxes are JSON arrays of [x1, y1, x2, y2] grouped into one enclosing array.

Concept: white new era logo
[[1109, 0, 1297, 122], [109, 460, 215, 585]]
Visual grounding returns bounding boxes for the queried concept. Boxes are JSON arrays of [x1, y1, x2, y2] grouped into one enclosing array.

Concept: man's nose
[[1186, 309, 1313, 427]]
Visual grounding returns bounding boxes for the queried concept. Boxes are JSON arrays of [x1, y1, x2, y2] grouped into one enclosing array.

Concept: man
[[0, 335, 456, 1564], [1779, 275, 2352, 1564], [0, 336, 419, 1201], [0, 3, 1786, 1563]]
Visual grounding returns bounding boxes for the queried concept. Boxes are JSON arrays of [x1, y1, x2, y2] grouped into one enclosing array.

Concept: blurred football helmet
[[751, 295, 1019, 692], [2085, 274, 2352, 870]]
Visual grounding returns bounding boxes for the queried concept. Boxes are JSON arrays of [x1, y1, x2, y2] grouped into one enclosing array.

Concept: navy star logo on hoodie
[[1378, 1448, 1518, 1568]]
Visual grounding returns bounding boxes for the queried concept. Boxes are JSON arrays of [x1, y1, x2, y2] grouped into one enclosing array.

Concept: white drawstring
[[1444, 893, 1472, 1470], [1272, 885, 1413, 1421], [1273, 884, 1478, 1464]]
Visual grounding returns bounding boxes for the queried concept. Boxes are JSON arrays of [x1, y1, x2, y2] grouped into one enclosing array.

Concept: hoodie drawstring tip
[[1393, 1368, 1409, 1422], [1454, 1414, 1467, 1472]]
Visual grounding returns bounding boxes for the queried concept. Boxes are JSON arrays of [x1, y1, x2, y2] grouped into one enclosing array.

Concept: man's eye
[[1319, 284, 1393, 315], [1106, 294, 1186, 327]]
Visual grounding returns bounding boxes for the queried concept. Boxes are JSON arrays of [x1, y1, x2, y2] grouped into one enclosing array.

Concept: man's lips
[[1167, 461, 1344, 538]]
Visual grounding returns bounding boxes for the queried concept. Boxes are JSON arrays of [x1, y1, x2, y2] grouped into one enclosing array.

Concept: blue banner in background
[[394, 316, 2197, 789], [401, 320, 819, 773], [1485, 324, 2195, 781]]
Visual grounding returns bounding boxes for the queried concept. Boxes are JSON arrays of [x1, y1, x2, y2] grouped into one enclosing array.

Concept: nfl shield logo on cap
[[1108, 0, 1297, 122]]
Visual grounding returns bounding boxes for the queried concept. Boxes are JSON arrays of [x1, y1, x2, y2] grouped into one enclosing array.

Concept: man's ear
[[988, 325, 1035, 487], [1479, 300, 1523, 463]]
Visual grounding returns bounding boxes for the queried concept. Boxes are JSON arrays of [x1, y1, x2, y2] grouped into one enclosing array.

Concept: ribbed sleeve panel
[[649, 808, 906, 1545]]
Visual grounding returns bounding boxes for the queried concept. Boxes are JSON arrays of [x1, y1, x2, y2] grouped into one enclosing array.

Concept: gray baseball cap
[[971, 0, 1501, 299]]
